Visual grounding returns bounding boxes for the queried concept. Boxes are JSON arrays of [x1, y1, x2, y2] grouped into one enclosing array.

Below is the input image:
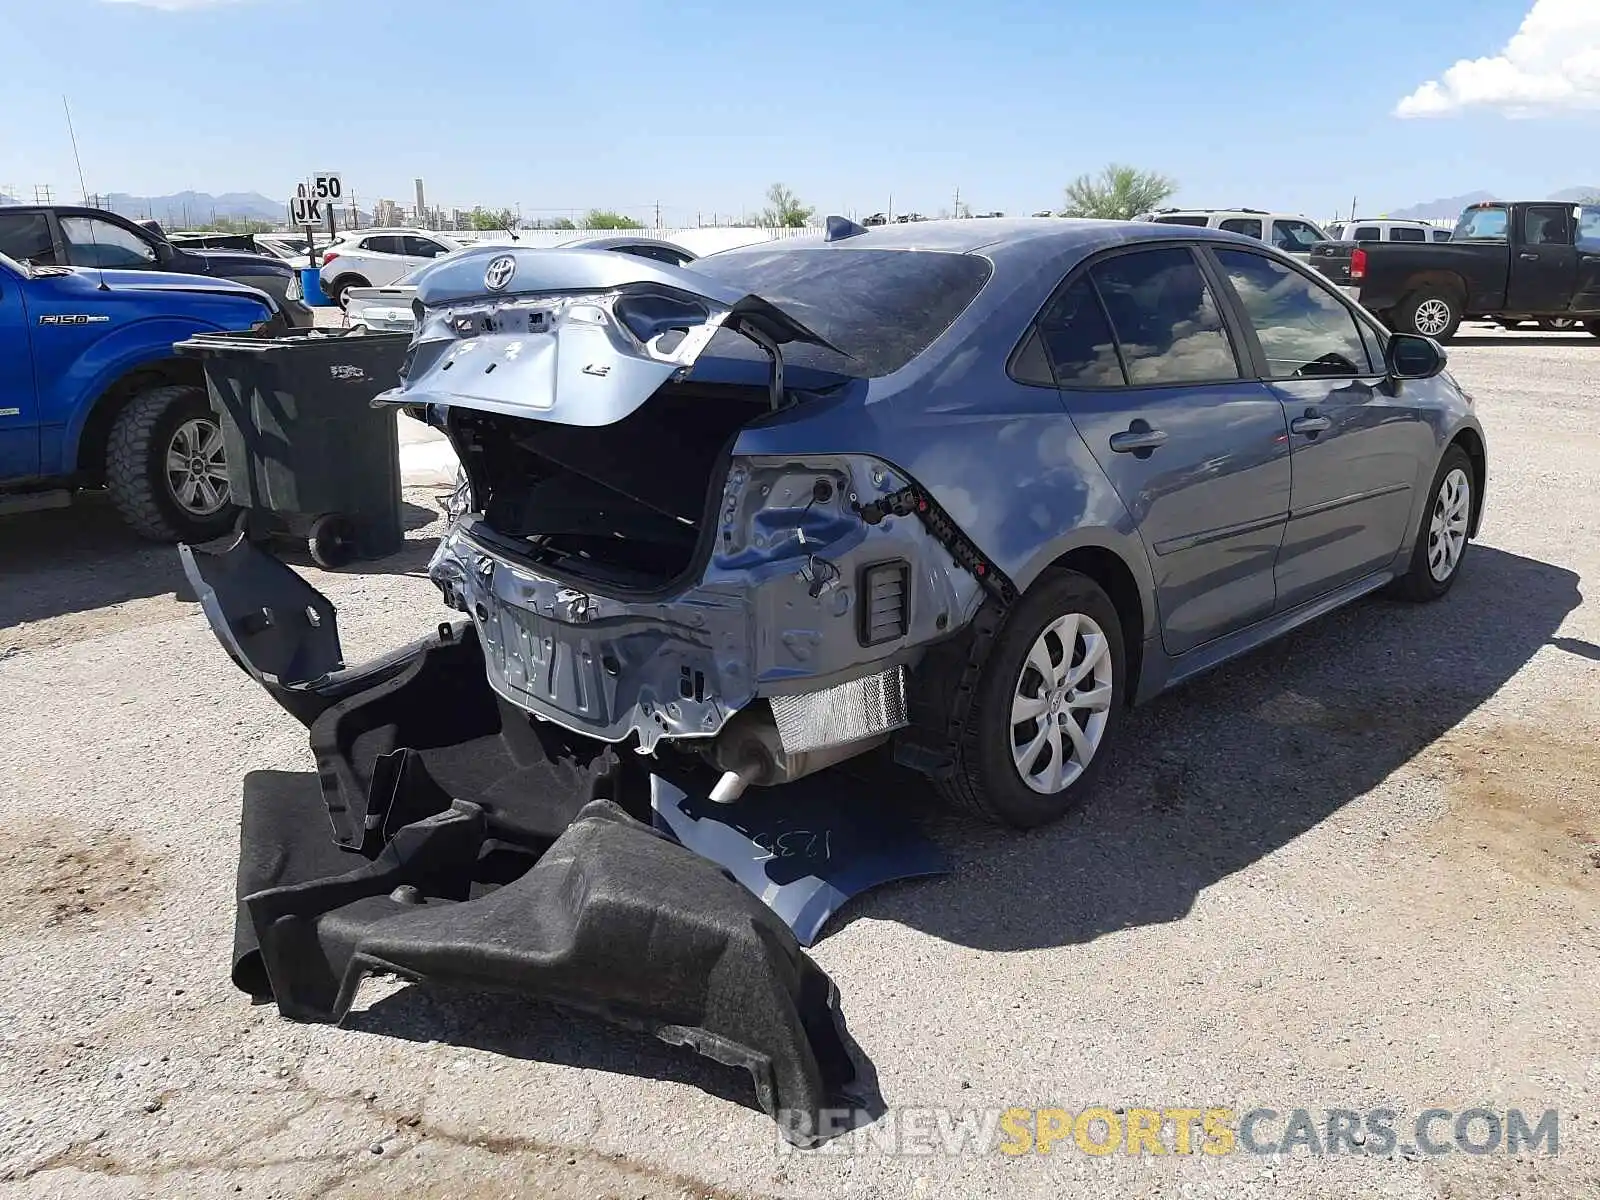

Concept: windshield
[[691, 246, 992, 378], [1453, 206, 1508, 240]]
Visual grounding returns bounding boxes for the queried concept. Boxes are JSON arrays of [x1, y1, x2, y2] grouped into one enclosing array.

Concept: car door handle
[[1291, 413, 1332, 435], [1519, 252, 1540, 261], [1109, 423, 1168, 453]]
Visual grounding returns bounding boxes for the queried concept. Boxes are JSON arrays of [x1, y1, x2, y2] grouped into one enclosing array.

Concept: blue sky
[[1, 0, 1596, 224]]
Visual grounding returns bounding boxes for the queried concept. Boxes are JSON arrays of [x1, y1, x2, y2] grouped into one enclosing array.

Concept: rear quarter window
[[692, 247, 992, 378]]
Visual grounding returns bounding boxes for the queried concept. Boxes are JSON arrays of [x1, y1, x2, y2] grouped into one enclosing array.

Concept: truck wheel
[[106, 384, 238, 543], [1538, 317, 1579, 332], [1396, 289, 1462, 342]]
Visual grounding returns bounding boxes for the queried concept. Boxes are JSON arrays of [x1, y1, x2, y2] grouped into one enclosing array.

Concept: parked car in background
[[1323, 200, 1600, 341], [1135, 209, 1330, 261], [343, 237, 699, 333], [264, 219, 1484, 829], [0, 206, 313, 328], [319, 228, 463, 306], [254, 234, 311, 263], [1324, 219, 1445, 244], [0, 249, 280, 539]]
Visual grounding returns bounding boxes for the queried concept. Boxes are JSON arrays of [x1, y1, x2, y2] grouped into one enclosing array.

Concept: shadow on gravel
[[849, 545, 1582, 952], [0, 496, 442, 632], [1448, 335, 1599, 348]]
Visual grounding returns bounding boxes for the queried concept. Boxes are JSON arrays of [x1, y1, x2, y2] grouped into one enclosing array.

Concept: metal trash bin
[[175, 328, 412, 567]]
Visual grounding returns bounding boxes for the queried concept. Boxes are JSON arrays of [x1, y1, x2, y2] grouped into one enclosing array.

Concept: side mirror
[[1386, 332, 1446, 380], [154, 241, 176, 265]]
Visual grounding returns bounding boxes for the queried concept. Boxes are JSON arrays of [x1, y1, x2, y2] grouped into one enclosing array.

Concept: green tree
[[756, 183, 814, 228], [1060, 164, 1177, 220], [583, 209, 643, 229], [468, 206, 517, 231], [549, 217, 577, 229]]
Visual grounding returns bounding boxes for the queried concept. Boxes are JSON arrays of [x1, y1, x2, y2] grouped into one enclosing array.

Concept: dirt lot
[[1, 328, 1596, 1200]]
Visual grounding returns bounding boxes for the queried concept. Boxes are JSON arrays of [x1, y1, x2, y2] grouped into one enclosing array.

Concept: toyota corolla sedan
[[194, 218, 1487, 829]]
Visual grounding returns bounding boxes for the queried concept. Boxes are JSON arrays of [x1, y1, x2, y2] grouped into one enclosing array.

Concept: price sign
[[311, 172, 343, 201]]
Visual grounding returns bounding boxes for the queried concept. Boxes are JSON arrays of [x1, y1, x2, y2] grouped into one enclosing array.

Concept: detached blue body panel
[[0, 257, 274, 484]]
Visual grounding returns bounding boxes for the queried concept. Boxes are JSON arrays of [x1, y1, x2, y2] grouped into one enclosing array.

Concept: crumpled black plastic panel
[[235, 774, 857, 1145]]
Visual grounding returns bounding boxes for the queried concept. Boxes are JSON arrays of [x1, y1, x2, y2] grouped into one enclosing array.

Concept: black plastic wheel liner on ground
[[235, 774, 865, 1147]]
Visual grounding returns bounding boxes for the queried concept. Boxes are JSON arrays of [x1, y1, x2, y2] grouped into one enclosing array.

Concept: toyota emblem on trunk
[[484, 255, 517, 292]]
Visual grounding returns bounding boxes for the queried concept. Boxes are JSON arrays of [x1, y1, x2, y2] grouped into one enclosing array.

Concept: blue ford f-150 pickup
[[0, 250, 279, 541]]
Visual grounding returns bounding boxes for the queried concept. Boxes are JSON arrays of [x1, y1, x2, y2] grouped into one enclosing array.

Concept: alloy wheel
[[1010, 612, 1114, 794], [1428, 467, 1471, 582], [1414, 299, 1453, 337], [164, 417, 230, 517]]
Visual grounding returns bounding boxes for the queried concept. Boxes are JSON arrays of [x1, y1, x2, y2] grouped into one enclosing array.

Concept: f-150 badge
[[39, 314, 111, 325]]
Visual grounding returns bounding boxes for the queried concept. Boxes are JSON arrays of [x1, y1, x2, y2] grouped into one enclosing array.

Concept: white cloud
[[1395, 0, 1600, 118], [99, 0, 248, 9]]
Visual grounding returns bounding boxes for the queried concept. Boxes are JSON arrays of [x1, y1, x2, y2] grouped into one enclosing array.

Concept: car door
[[1572, 206, 1600, 313], [1506, 204, 1578, 313], [57, 213, 164, 273], [1207, 246, 1424, 607], [0, 260, 40, 478], [1037, 245, 1292, 655]]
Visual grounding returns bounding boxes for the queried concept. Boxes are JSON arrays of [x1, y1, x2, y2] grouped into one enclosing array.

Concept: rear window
[[692, 247, 992, 378]]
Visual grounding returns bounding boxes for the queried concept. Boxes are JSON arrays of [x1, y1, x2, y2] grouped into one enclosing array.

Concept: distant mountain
[[100, 190, 288, 225], [1389, 186, 1600, 219], [1387, 191, 1499, 220]]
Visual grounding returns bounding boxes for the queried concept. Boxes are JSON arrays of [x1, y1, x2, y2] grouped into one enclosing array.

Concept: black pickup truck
[[1309, 200, 1600, 342]]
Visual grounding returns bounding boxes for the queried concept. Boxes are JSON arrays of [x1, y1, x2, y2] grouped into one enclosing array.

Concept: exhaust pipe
[[707, 706, 885, 804]]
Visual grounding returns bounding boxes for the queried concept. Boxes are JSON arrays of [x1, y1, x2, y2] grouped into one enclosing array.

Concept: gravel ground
[[1, 327, 1596, 1200]]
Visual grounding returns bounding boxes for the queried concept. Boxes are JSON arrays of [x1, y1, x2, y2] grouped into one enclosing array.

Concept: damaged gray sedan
[[376, 216, 1486, 827]]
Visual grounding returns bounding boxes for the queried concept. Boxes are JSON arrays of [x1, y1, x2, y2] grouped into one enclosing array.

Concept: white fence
[[445, 226, 816, 256]]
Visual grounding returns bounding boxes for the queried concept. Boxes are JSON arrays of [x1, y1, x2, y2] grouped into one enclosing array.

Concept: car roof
[[708, 216, 1253, 257]]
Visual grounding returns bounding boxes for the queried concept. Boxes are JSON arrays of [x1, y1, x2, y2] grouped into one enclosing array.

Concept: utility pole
[[1350, 194, 1358, 222], [954, 185, 961, 218], [34, 184, 52, 203], [654, 200, 661, 228]]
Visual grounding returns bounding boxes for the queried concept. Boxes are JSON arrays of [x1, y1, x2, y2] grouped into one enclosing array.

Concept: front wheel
[[1395, 289, 1462, 342], [936, 570, 1126, 828], [106, 385, 238, 542], [1391, 445, 1474, 602]]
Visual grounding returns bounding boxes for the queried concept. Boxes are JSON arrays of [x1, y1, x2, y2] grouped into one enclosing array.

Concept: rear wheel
[[936, 570, 1126, 828], [330, 275, 368, 309], [1391, 445, 1474, 602], [106, 385, 237, 543], [1538, 316, 1580, 331], [1395, 288, 1462, 342]]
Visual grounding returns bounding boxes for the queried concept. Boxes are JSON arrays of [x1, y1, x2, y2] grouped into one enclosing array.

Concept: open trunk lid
[[378, 247, 845, 425]]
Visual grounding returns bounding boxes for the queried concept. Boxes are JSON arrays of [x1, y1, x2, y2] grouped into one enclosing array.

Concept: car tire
[[1395, 288, 1462, 342], [330, 275, 368, 309], [1390, 444, 1474, 603], [936, 569, 1126, 828], [1537, 317, 1580, 332], [106, 384, 238, 543]]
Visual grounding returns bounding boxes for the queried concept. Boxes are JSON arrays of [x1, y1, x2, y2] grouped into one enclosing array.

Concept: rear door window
[[1088, 247, 1241, 385], [1213, 248, 1373, 378], [1577, 207, 1600, 251], [1390, 227, 1426, 242], [362, 235, 403, 254], [0, 213, 57, 265], [1035, 277, 1125, 386], [1522, 206, 1573, 246], [1353, 226, 1382, 240], [1219, 218, 1264, 239]]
